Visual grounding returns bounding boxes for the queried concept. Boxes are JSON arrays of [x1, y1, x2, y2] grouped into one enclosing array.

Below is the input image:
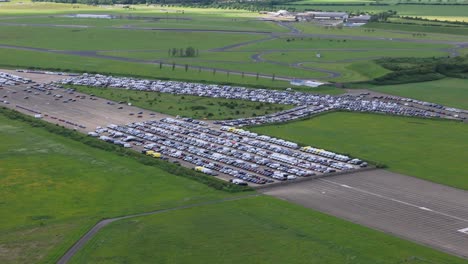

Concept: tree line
[[366, 55, 468, 85], [168, 47, 198, 57]]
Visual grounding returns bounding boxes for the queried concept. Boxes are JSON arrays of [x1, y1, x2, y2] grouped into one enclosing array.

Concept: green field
[[0, 15, 286, 32], [367, 78, 468, 109], [0, 114, 240, 264], [235, 37, 451, 51], [263, 49, 448, 63], [301, 61, 391, 82], [251, 112, 468, 190], [0, 2, 463, 84], [282, 2, 468, 22], [4, 111, 467, 264], [69, 195, 467, 264], [0, 26, 262, 51], [0, 48, 297, 89], [71, 85, 294, 120], [293, 22, 468, 41], [365, 22, 468, 36]]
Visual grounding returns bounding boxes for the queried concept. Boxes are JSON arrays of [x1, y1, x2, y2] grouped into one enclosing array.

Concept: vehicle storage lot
[[261, 169, 468, 259], [0, 81, 178, 132], [0, 73, 366, 186], [94, 118, 364, 185], [60, 74, 464, 126]]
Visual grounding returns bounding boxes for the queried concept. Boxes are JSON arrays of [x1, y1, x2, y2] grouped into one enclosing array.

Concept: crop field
[[366, 78, 468, 109], [71, 85, 294, 120], [68, 195, 467, 264], [251, 112, 468, 190], [0, 114, 240, 264]]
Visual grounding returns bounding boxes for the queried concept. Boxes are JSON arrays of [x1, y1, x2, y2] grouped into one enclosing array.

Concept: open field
[[0, 26, 263, 51], [0, 1, 465, 85], [366, 78, 468, 109], [0, 48, 296, 89], [0, 15, 286, 32], [68, 195, 468, 263], [0, 114, 240, 264], [365, 22, 468, 36], [283, 3, 468, 22], [251, 112, 468, 190], [293, 22, 468, 41], [262, 49, 449, 63], [235, 37, 452, 51], [301, 61, 390, 82], [71, 85, 294, 120]]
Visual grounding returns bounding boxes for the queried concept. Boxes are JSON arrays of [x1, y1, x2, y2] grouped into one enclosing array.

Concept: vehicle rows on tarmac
[[58, 74, 464, 126], [91, 117, 365, 186], [0, 72, 32, 87]]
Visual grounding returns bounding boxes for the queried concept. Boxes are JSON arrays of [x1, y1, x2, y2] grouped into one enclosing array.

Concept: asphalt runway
[[261, 169, 468, 259]]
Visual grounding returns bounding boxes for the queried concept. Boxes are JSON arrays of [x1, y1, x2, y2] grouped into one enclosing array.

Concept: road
[[261, 169, 468, 259], [56, 193, 261, 264]]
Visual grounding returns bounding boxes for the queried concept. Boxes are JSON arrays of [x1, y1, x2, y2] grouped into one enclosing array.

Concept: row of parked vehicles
[[58, 74, 458, 126], [91, 117, 364, 185], [0, 72, 32, 87]]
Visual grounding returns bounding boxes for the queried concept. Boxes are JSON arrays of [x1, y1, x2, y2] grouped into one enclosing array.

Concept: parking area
[[261, 169, 468, 259], [93, 117, 366, 185], [0, 71, 367, 186], [0, 78, 177, 132], [59, 74, 465, 126]]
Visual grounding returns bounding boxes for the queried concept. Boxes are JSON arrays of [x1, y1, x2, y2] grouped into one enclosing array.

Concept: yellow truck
[[144, 150, 161, 158]]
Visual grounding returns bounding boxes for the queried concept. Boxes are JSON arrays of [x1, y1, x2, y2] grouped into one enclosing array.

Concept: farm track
[[56, 193, 261, 264]]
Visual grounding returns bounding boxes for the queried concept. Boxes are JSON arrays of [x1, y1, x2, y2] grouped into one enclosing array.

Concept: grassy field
[[366, 78, 468, 109], [365, 22, 468, 36], [69, 195, 467, 264], [0, 2, 464, 84], [236, 37, 452, 51], [251, 112, 468, 190], [262, 49, 448, 63], [301, 61, 391, 82], [292, 22, 468, 41], [99, 50, 255, 63], [0, 48, 298, 89], [71, 86, 294, 120], [0, 26, 263, 51], [0, 15, 287, 32], [282, 3, 468, 22], [0, 114, 240, 264]]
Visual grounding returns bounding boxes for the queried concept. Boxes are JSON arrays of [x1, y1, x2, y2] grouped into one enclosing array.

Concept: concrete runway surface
[[261, 169, 468, 259]]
